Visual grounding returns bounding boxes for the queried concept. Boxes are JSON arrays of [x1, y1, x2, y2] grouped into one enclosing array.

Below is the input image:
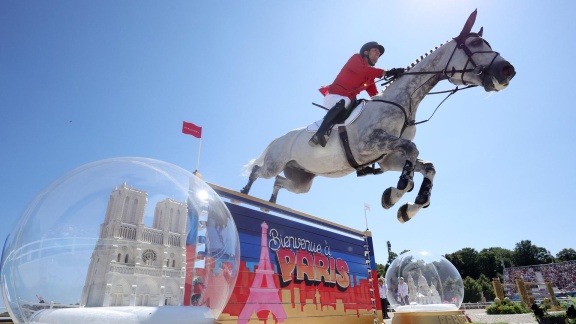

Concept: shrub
[[537, 312, 571, 324], [485, 297, 530, 314]]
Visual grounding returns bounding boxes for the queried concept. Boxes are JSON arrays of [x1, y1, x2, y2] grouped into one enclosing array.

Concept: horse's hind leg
[[240, 165, 260, 195], [397, 159, 436, 223], [269, 176, 285, 204], [270, 167, 315, 204]]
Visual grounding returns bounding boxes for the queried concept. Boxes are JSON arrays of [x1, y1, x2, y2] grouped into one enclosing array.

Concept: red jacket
[[319, 53, 384, 100]]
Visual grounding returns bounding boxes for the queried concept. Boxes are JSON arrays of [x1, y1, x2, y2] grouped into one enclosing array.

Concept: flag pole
[[182, 121, 203, 178], [195, 138, 202, 174], [363, 203, 370, 230]]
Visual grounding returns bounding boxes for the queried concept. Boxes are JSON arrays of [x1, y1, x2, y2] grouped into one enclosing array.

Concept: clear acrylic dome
[[384, 250, 463, 312], [0, 157, 240, 324]]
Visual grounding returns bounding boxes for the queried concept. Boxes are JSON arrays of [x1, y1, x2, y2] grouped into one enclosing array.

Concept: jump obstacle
[[492, 278, 561, 310], [207, 183, 383, 324]]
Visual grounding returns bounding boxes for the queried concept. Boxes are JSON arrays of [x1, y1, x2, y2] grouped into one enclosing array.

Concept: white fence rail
[[460, 302, 492, 310]]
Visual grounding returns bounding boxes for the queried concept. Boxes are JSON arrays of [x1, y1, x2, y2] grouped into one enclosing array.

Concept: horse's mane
[[380, 40, 450, 93]]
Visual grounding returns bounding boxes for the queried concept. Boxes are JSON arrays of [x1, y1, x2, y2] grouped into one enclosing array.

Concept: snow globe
[[0, 157, 240, 324], [384, 250, 465, 323]]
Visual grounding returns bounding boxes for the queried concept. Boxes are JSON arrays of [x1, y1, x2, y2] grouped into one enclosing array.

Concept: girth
[[338, 126, 385, 170]]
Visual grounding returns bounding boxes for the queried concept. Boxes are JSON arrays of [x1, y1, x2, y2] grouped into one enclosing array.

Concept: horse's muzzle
[[484, 60, 516, 91]]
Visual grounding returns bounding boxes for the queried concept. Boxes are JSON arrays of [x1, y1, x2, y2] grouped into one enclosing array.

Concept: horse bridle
[[447, 32, 502, 86], [373, 33, 503, 128], [384, 32, 501, 84]]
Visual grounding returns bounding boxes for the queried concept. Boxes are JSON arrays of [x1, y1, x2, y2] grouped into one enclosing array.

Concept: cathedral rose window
[[142, 249, 157, 262]]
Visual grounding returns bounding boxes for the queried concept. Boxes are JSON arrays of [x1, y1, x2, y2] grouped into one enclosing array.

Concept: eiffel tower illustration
[[238, 221, 287, 324]]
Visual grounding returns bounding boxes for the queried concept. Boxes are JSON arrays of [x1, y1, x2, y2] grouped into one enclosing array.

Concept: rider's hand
[[386, 68, 406, 78]]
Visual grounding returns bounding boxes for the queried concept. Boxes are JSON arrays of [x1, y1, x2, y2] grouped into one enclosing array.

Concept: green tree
[[444, 248, 480, 279], [556, 248, 576, 262], [534, 247, 555, 264], [477, 274, 495, 301], [477, 248, 500, 279], [463, 276, 482, 303], [376, 263, 386, 278], [477, 247, 514, 280], [388, 251, 398, 265], [513, 240, 542, 266]]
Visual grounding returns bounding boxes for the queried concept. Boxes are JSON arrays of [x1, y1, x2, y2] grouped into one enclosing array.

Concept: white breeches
[[323, 94, 351, 109]]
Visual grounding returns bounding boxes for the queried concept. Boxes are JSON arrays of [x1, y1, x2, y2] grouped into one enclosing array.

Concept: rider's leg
[[309, 99, 346, 147]]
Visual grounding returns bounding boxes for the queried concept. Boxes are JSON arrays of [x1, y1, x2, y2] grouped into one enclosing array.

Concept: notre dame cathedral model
[[81, 183, 188, 307]]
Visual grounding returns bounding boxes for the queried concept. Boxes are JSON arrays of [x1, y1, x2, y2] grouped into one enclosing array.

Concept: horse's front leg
[[375, 135, 419, 210], [397, 159, 436, 223], [414, 159, 435, 207]]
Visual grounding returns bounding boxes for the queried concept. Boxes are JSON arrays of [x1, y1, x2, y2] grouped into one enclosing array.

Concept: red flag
[[182, 121, 202, 138]]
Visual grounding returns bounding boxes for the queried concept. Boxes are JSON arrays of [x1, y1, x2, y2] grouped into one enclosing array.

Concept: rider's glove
[[386, 68, 406, 78]]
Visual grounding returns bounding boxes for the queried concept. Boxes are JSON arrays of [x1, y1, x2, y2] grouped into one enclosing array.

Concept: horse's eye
[[470, 38, 483, 47]]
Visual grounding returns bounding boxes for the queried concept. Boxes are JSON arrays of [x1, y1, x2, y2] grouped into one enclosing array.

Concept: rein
[[334, 34, 500, 171], [412, 84, 477, 125], [373, 32, 502, 126], [378, 77, 478, 126]]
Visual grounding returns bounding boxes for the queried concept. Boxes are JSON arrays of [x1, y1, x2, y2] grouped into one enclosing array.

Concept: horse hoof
[[397, 204, 411, 223], [382, 188, 394, 209]]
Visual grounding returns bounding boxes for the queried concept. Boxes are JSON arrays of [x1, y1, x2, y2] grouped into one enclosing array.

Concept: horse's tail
[[242, 145, 270, 177]]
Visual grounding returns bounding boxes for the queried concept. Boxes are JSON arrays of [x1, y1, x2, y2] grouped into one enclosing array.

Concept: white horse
[[240, 10, 515, 223]]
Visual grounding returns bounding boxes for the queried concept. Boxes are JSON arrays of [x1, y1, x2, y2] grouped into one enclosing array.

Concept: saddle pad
[[306, 101, 366, 132]]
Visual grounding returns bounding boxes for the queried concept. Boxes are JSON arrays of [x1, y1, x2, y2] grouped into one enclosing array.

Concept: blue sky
[[1, 0, 576, 308]]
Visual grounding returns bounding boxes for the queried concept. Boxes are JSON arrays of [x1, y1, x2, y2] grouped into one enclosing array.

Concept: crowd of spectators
[[502, 261, 576, 296]]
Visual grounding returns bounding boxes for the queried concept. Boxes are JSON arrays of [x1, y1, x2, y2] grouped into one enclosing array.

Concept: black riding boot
[[309, 99, 346, 147]]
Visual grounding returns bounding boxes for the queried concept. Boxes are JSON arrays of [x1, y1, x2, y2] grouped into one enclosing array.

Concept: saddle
[[306, 100, 365, 133]]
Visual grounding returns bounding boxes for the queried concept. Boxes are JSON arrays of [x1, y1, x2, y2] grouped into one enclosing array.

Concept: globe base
[[391, 310, 468, 324]]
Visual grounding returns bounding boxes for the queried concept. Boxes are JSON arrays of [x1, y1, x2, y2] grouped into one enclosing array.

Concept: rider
[[309, 42, 404, 148]]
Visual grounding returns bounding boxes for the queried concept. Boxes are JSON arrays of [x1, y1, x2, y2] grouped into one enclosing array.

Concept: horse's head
[[444, 9, 516, 92]]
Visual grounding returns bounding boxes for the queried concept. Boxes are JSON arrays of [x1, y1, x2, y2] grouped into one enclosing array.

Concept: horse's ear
[[458, 9, 477, 38], [478, 26, 483, 37]]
